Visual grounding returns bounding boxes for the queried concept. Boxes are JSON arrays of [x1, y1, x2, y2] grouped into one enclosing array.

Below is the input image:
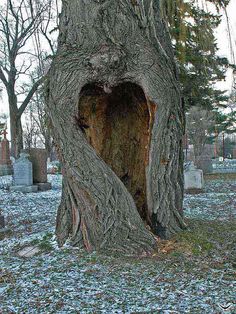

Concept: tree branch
[[18, 75, 46, 118], [0, 66, 9, 88]]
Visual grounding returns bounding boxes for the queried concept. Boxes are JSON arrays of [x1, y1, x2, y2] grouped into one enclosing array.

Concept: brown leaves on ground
[[0, 268, 15, 284], [155, 238, 192, 256]]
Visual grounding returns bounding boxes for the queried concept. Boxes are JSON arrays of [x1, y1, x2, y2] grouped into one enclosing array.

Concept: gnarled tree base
[[56, 171, 157, 255]]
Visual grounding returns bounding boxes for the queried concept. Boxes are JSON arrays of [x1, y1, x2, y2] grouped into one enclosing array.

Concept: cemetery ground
[[0, 175, 235, 314]]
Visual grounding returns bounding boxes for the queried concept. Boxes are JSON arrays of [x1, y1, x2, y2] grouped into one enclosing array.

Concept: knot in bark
[[85, 46, 125, 77]]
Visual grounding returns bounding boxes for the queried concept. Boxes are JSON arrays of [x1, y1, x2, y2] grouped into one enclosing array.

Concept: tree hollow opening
[[78, 82, 156, 221]]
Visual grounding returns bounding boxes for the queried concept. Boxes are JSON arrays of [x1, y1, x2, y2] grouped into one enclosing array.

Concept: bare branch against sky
[[0, 0, 59, 115]]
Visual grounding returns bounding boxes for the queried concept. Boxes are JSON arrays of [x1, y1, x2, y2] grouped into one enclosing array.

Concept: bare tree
[[0, 0, 56, 156], [186, 107, 215, 160], [23, 107, 41, 149], [23, 85, 53, 156]]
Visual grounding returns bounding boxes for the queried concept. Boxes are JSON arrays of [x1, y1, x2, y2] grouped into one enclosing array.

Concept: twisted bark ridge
[[46, 0, 186, 254]]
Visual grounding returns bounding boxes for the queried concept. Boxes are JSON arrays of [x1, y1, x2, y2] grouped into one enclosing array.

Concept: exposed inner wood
[[78, 83, 155, 221]]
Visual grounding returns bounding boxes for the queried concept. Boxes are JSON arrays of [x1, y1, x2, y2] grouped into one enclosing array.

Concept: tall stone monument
[[27, 148, 52, 191], [0, 129, 12, 176]]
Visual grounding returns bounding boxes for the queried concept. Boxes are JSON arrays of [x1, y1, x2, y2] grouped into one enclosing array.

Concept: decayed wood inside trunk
[[78, 83, 155, 221]]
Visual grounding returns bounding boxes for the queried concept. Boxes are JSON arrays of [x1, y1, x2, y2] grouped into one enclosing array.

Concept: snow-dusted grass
[[0, 175, 235, 313], [184, 179, 236, 221]]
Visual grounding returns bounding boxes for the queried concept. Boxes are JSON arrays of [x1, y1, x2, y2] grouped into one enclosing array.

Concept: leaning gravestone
[[10, 153, 38, 193], [184, 162, 204, 193]]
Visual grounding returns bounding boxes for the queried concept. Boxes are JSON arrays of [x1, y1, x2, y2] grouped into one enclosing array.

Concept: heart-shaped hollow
[[78, 82, 156, 223]]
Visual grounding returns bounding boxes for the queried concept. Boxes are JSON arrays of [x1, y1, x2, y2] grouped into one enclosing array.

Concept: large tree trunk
[[46, 0, 186, 254]]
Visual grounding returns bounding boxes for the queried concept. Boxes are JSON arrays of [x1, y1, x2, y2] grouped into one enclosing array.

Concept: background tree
[[161, 0, 236, 163], [23, 85, 53, 157], [23, 107, 41, 150], [162, 0, 231, 111], [186, 107, 215, 160], [186, 106, 236, 161], [0, 0, 57, 157], [226, 80, 236, 129], [218, 135, 236, 158]]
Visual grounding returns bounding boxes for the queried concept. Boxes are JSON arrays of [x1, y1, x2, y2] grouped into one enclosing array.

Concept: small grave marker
[[184, 162, 204, 193], [17, 246, 40, 258]]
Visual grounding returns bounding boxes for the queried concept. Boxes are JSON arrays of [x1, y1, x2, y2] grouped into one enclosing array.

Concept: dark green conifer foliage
[[161, 0, 230, 110]]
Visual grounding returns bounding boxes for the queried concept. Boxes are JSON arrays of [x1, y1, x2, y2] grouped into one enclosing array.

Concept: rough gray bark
[[46, 0, 186, 254]]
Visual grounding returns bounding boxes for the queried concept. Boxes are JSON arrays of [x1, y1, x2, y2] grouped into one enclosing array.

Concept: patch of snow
[[0, 175, 235, 313]]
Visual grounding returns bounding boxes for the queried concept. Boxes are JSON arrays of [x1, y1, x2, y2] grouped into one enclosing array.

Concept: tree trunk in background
[[10, 115, 23, 158], [8, 93, 23, 157], [46, 0, 186, 254]]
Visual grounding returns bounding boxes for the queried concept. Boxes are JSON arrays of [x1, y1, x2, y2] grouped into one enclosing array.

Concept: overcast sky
[[215, 0, 236, 92], [0, 0, 236, 117]]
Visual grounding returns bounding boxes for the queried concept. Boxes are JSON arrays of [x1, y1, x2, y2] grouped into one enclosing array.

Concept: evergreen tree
[[161, 0, 235, 159], [161, 0, 231, 111]]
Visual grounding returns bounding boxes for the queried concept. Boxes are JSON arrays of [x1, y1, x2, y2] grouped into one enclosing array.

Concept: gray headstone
[[13, 153, 33, 186], [184, 162, 204, 190], [22, 149, 52, 191]]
